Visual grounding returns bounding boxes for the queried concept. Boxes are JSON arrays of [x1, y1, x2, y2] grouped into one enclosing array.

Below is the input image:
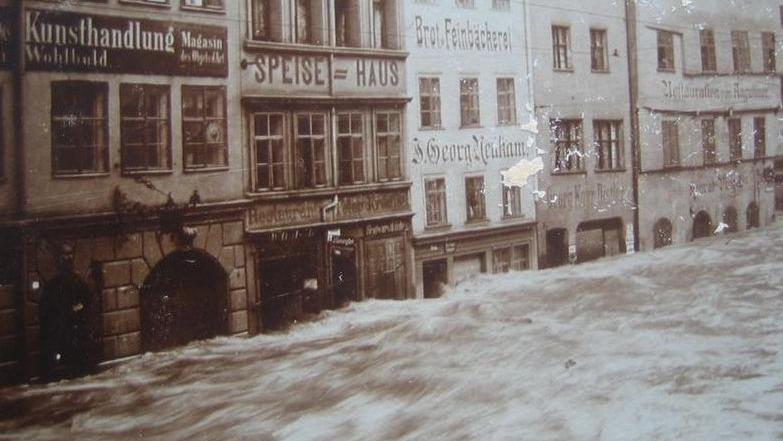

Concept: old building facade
[[406, 0, 538, 298], [630, 0, 781, 250], [531, 0, 636, 267]]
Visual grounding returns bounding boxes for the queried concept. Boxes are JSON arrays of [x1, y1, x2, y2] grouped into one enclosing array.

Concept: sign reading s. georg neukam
[[24, 8, 227, 77]]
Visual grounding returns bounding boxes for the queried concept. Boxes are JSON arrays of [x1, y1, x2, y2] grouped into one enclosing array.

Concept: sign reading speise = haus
[[24, 9, 227, 77]]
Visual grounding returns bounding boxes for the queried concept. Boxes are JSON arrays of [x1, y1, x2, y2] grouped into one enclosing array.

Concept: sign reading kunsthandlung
[[24, 9, 227, 77]]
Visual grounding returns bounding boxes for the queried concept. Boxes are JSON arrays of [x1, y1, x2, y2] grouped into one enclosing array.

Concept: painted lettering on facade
[[661, 80, 772, 103], [24, 9, 227, 77], [689, 170, 750, 199], [542, 183, 628, 210], [414, 16, 512, 52], [251, 53, 328, 87], [412, 135, 526, 165], [366, 221, 408, 238]]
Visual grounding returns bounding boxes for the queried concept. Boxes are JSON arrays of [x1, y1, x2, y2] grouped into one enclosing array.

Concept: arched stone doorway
[[653, 218, 673, 249], [722, 206, 738, 233], [746, 202, 760, 229], [692, 211, 713, 240], [140, 248, 228, 352]]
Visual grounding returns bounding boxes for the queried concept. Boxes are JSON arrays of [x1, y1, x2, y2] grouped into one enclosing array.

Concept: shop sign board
[[649, 76, 780, 112], [23, 8, 228, 77], [411, 134, 529, 166], [332, 55, 405, 97]]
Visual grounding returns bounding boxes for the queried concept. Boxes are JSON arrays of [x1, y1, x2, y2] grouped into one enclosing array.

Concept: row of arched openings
[[653, 202, 761, 249]]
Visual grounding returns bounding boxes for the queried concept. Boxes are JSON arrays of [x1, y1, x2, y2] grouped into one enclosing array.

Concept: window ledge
[[180, 5, 225, 14], [121, 169, 174, 177], [465, 219, 490, 227], [243, 40, 409, 59], [459, 124, 483, 130], [657, 68, 676, 73], [551, 170, 587, 176], [246, 180, 412, 201], [183, 166, 230, 174], [553, 68, 574, 73], [591, 69, 610, 74], [419, 126, 445, 131], [424, 223, 452, 233], [54, 172, 111, 180], [595, 167, 626, 174], [119, 0, 171, 9], [501, 215, 526, 222], [496, 122, 518, 127]]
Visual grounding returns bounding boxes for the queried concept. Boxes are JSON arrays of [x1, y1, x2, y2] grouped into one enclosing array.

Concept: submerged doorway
[[140, 249, 228, 352], [423, 259, 448, 299], [331, 243, 357, 307], [692, 211, 713, 240], [546, 228, 568, 268]]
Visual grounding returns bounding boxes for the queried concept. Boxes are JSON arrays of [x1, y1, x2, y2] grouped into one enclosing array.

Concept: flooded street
[[2, 223, 783, 441]]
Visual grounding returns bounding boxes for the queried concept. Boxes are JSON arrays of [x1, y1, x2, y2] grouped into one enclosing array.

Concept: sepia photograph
[[0, 0, 782, 439]]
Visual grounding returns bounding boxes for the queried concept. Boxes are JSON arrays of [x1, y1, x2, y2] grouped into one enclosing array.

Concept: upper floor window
[[590, 29, 608, 72], [120, 84, 171, 173], [496, 78, 517, 125], [334, 0, 359, 47], [460, 78, 480, 127], [502, 181, 522, 218], [732, 31, 751, 73], [753, 117, 766, 158], [419, 77, 442, 129], [51, 81, 108, 175], [701, 118, 717, 165], [251, 0, 282, 41], [425, 177, 448, 227], [376, 111, 402, 180], [456, 0, 474, 8], [662, 120, 679, 167], [550, 119, 583, 173], [182, 0, 223, 11], [295, 112, 328, 187], [492, 0, 510, 10], [337, 112, 365, 185], [728, 117, 743, 161], [465, 176, 486, 222], [700, 29, 717, 72], [552, 25, 571, 70], [182, 86, 227, 170], [253, 113, 286, 191], [657, 30, 674, 71], [371, 0, 398, 49], [594, 120, 623, 170], [762, 32, 776, 73]]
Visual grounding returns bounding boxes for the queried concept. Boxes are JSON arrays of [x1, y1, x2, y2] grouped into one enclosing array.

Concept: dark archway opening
[[140, 249, 228, 352], [723, 206, 738, 233], [423, 259, 448, 299], [692, 211, 713, 240], [575, 218, 625, 263], [746, 202, 760, 229], [653, 218, 673, 249], [546, 228, 569, 268]]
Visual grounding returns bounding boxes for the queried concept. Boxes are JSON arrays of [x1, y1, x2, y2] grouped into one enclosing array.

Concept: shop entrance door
[[331, 246, 356, 307], [423, 259, 448, 298], [453, 253, 485, 285], [546, 228, 568, 268]]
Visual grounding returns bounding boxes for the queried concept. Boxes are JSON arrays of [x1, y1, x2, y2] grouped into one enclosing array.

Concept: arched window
[[692, 211, 713, 240], [653, 218, 673, 249], [723, 206, 738, 233], [746, 202, 760, 229]]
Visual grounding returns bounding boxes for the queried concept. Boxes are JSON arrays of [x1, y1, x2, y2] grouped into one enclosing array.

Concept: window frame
[[464, 175, 487, 223], [181, 85, 228, 171], [590, 28, 609, 72], [336, 111, 366, 186], [552, 25, 572, 71], [375, 110, 403, 181], [701, 118, 717, 165], [120, 0, 170, 8], [732, 30, 751, 73], [424, 176, 448, 228], [51, 81, 110, 177], [550, 119, 584, 173], [181, 0, 224, 12], [252, 112, 287, 191], [661, 119, 679, 168], [492, 0, 510, 11], [593, 120, 623, 171], [753, 116, 766, 158], [496, 77, 517, 126], [455, 0, 475, 8], [700, 29, 717, 73], [294, 112, 328, 188], [419, 77, 442, 130], [762, 32, 776, 73], [728, 117, 743, 162], [657, 30, 675, 72], [501, 178, 523, 219], [459, 77, 481, 128], [120, 83, 172, 174]]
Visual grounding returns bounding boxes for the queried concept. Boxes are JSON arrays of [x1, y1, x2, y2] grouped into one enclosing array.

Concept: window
[[182, 0, 223, 10], [728, 118, 742, 161], [754, 117, 766, 158], [370, 0, 397, 49], [456, 0, 474, 7], [552, 25, 571, 70], [661, 120, 679, 167], [121, 0, 169, 5], [763, 32, 776, 73], [182, 86, 227, 170], [496, 78, 516, 125], [590, 29, 608, 72], [372, 0, 385, 48], [295, 0, 313, 43], [465, 176, 486, 222], [657, 31, 674, 71], [337, 113, 364, 185], [419, 77, 441, 129], [700, 29, 716, 72], [701, 119, 716, 165], [594, 120, 623, 170], [551, 119, 583, 172], [732, 31, 751, 73], [653, 218, 673, 249], [295, 113, 327, 188], [253, 113, 285, 191], [502, 181, 522, 218], [51, 82, 108, 175], [375, 111, 402, 180], [492, 0, 509, 10], [493, 245, 529, 273], [459, 78, 480, 127], [334, 0, 359, 47], [251, 0, 282, 41], [425, 177, 448, 227], [120, 84, 170, 172]]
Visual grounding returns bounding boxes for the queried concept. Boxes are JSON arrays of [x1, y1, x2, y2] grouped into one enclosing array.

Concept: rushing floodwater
[[2, 223, 783, 441]]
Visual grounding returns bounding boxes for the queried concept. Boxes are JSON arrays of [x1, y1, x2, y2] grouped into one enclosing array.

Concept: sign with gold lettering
[[24, 8, 227, 77]]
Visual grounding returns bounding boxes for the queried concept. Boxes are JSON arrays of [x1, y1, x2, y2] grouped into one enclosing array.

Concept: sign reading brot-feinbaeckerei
[[24, 9, 227, 77]]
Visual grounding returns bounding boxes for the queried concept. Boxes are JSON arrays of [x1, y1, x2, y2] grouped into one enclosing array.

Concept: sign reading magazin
[[24, 9, 227, 77]]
